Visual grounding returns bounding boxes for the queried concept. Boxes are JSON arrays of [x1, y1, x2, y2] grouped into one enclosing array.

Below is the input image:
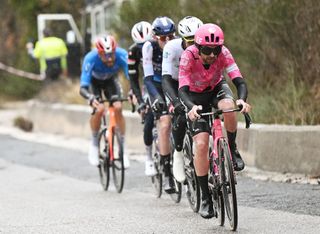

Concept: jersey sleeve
[[142, 41, 154, 78], [222, 47, 243, 80], [119, 49, 129, 80], [161, 43, 173, 76], [178, 50, 193, 89], [80, 53, 94, 87]]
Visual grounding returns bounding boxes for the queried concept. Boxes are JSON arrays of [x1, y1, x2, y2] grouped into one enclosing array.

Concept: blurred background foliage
[[0, 0, 319, 125]]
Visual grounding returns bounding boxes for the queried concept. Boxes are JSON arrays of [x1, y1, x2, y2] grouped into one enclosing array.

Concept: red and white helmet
[[194, 23, 224, 46], [95, 35, 117, 54], [131, 21, 152, 44]]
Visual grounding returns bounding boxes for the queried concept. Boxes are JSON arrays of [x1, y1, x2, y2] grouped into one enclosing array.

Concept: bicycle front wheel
[[218, 138, 238, 231], [183, 134, 200, 212], [111, 127, 125, 193], [151, 152, 162, 198], [98, 128, 110, 191]]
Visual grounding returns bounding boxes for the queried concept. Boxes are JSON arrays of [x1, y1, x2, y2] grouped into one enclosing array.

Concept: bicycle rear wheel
[[111, 127, 125, 193], [183, 134, 200, 212], [98, 128, 110, 191], [218, 138, 238, 231], [151, 152, 162, 198], [169, 175, 182, 203]]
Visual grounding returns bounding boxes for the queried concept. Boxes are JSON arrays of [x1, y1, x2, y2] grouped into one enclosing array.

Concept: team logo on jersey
[[163, 51, 170, 59]]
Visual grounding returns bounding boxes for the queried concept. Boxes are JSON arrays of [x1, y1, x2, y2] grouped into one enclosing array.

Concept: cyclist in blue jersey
[[79, 35, 130, 168]]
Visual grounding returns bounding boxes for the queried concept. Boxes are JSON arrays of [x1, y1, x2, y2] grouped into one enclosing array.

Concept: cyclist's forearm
[[80, 86, 92, 99], [179, 86, 195, 110], [162, 75, 179, 105], [232, 77, 248, 101], [129, 74, 143, 104]]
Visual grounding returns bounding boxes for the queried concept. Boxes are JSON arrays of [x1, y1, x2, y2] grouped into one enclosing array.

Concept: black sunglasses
[[200, 45, 222, 56]]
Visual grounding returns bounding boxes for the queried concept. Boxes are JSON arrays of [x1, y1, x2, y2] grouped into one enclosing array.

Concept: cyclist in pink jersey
[[178, 23, 251, 219]]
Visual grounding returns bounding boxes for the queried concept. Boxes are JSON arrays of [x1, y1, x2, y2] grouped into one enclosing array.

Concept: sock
[[227, 131, 237, 152], [92, 131, 99, 146], [198, 174, 210, 200], [160, 154, 171, 176], [145, 145, 153, 161]]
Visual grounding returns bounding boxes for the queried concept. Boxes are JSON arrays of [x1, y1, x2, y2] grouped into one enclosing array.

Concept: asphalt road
[[0, 133, 320, 233]]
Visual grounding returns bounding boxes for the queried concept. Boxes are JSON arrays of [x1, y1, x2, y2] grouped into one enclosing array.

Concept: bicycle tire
[[151, 152, 162, 198], [111, 127, 125, 193], [169, 176, 182, 203], [218, 138, 238, 231], [209, 173, 225, 227], [183, 134, 200, 212], [98, 128, 110, 191], [169, 134, 182, 203]]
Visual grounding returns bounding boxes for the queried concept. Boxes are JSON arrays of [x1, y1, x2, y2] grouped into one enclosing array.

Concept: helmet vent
[[210, 33, 215, 42]]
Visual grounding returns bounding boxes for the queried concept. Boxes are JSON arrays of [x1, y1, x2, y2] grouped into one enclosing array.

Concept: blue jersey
[[80, 47, 129, 87]]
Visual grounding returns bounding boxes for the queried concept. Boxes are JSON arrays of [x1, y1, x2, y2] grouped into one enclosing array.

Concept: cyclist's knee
[[218, 98, 234, 110], [95, 104, 105, 115]]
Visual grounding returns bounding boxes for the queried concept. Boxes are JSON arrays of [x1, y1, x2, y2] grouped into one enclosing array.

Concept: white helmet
[[178, 16, 203, 38], [131, 21, 152, 44]]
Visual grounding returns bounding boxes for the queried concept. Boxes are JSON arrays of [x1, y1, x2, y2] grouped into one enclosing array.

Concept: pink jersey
[[178, 45, 242, 93]]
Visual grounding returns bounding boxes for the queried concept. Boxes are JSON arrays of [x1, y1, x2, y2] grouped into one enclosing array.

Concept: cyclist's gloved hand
[[151, 97, 165, 113], [188, 105, 202, 121], [173, 101, 185, 115], [235, 99, 251, 113], [88, 94, 96, 106], [137, 102, 147, 114]]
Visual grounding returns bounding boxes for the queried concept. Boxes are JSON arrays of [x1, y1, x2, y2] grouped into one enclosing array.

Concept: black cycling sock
[[198, 174, 210, 201], [160, 154, 171, 177], [227, 131, 237, 152]]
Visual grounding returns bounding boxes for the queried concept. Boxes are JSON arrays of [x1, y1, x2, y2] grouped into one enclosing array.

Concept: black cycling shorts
[[187, 80, 234, 137], [91, 77, 123, 102], [148, 80, 169, 119]]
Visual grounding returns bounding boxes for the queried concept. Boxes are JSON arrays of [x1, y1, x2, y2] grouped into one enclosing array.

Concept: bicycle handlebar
[[200, 105, 252, 129], [91, 97, 135, 115]]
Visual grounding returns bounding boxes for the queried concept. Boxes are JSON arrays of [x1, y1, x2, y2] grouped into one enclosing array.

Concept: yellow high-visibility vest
[[33, 37, 68, 72]]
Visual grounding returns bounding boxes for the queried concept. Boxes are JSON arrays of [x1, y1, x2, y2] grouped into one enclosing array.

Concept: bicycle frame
[[104, 105, 116, 161]]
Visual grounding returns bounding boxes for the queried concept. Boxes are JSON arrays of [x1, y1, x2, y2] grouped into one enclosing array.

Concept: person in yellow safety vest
[[27, 28, 68, 81]]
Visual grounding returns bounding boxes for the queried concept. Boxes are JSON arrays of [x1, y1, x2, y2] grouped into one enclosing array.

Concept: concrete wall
[[26, 101, 320, 176]]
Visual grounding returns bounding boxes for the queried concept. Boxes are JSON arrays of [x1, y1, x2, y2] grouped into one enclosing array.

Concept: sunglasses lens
[[158, 34, 174, 41], [201, 46, 222, 56]]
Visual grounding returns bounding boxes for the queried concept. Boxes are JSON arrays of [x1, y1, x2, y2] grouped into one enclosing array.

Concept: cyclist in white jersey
[[162, 16, 203, 183]]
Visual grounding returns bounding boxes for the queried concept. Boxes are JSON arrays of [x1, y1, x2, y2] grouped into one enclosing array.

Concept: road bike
[[97, 97, 131, 193], [142, 104, 182, 202], [201, 105, 251, 231], [150, 123, 182, 202]]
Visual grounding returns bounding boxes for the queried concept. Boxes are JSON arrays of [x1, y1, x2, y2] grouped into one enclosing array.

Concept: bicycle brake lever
[[243, 113, 252, 129]]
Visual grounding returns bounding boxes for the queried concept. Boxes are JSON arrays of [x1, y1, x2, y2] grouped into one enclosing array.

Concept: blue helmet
[[152, 16, 175, 36]]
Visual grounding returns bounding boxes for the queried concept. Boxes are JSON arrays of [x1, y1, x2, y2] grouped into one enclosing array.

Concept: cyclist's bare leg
[[113, 101, 126, 135], [157, 114, 171, 155], [218, 98, 245, 170], [218, 98, 237, 132], [90, 103, 105, 132], [193, 132, 214, 218], [193, 132, 210, 176]]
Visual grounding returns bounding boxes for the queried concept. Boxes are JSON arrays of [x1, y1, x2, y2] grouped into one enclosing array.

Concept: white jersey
[[162, 38, 184, 81]]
